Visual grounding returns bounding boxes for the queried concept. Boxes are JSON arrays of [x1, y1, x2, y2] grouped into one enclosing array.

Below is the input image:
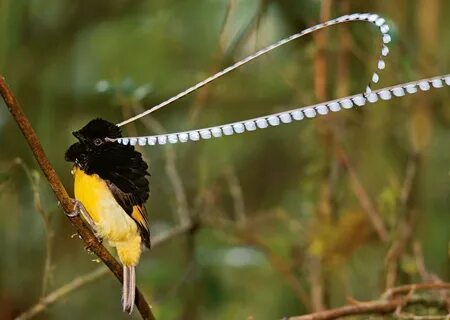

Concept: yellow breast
[[73, 166, 142, 266]]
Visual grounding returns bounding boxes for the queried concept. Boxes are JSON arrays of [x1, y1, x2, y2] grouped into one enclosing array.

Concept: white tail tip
[[122, 265, 136, 314]]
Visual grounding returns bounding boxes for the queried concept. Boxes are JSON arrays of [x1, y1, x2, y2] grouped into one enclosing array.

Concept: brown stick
[[384, 283, 450, 298], [310, 1, 333, 312], [237, 230, 311, 310], [15, 222, 193, 320], [0, 75, 155, 320], [335, 146, 389, 242], [289, 283, 450, 320], [15, 267, 108, 320], [289, 299, 402, 320]]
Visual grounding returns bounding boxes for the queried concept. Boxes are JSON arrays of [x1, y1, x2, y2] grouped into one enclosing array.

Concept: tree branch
[[288, 283, 450, 320], [289, 299, 403, 320], [0, 75, 155, 320], [15, 267, 107, 320], [15, 222, 194, 320], [14, 158, 55, 296], [335, 145, 389, 242], [132, 108, 191, 226], [383, 283, 450, 299]]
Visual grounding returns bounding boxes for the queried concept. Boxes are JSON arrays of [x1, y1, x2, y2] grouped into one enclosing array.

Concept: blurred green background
[[0, 0, 449, 319]]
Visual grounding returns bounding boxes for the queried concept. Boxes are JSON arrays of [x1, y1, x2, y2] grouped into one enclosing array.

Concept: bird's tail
[[122, 265, 136, 314]]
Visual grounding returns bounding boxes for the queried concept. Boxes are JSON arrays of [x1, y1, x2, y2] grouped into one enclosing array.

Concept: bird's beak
[[72, 131, 84, 141]]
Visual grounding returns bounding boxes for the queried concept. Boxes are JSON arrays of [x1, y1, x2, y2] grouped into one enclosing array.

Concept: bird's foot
[[68, 198, 103, 243], [93, 231, 103, 244], [67, 198, 81, 217]]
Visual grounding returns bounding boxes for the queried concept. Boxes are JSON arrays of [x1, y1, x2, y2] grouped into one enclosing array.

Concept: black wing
[[106, 181, 151, 248], [89, 142, 151, 248]]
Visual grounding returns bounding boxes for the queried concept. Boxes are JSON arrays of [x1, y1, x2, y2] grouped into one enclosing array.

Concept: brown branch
[[336, 0, 350, 98], [0, 76, 155, 320], [14, 158, 55, 296], [308, 256, 325, 312], [400, 154, 420, 211], [311, 1, 332, 312], [413, 242, 450, 313], [224, 166, 247, 226], [383, 283, 450, 299], [132, 104, 191, 226], [313, 0, 332, 102], [15, 222, 194, 320], [14, 267, 107, 320], [335, 146, 389, 242], [289, 298, 403, 320], [413, 242, 433, 283], [289, 283, 450, 320], [236, 230, 311, 310], [384, 153, 420, 289], [218, 170, 309, 308], [187, 0, 235, 124]]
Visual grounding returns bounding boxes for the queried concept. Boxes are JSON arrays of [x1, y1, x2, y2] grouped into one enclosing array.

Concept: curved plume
[[114, 13, 449, 148], [117, 13, 391, 127], [115, 75, 450, 146]]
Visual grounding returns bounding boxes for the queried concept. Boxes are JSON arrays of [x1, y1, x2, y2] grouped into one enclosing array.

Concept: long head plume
[[115, 75, 450, 146], [114, 13, 449, 147], [116, 13, 391, 127]]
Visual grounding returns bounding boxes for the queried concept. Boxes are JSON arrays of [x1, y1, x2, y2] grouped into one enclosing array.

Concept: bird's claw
[[67, 198, 80, 217], [68, 199, 102, 243], [94, 232, 103, 244]]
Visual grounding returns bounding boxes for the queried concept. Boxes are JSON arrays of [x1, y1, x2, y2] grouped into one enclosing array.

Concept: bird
[[65, 118, 150, 314]]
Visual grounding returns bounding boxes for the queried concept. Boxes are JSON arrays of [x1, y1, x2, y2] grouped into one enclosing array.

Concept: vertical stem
[[411, 0, 440, 153], [310, 0, 332, 312], [313, 0, 332, 102], [180, 228, 199, 319], [336, 0, 350, 98]]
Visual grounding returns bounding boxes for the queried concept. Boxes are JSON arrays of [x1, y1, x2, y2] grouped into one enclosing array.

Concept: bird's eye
[[94, 138, 103, 146]]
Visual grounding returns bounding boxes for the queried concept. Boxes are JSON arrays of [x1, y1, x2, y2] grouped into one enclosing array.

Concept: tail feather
[[122, 265, 136, 314]]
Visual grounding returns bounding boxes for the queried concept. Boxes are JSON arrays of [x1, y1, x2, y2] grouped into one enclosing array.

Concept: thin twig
[[236, 230, 311, 310], [384, 212, 416, 289], [395, 285, 417, 316], [218, 163, 309, 308], [15, 222, 194, 320], [413, 242, 433, 282], [395, 312, 450, 320], [289, 282, 450, 320], [14, 158, 55, 296], [186, 0, 237, 124], [313, 0, 332, 102], [311, 1, 333, 312], [289, 298, 403, 320], [14, 267, 107, 320], [336, 0, 350, 98], [384, 153, 420, 289], [335, 146, 389, 242], [133, 104, 190, 226], [151, 223, 194, 246], [0, 76, 155, 320], [309, 255, 325, 312], [224, 166, 247, 226], [413, 242, 450, 313], [400, 153, 420, 210], [383, 283, 450, 299]]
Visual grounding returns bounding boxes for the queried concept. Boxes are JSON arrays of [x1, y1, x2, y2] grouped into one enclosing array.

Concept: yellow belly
[[73, 167, 141, 266]]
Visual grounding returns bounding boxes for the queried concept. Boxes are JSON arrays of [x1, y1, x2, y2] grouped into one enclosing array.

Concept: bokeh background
[[0, 0, 449, 319]]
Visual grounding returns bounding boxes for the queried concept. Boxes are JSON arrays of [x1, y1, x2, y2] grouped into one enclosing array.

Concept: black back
[[65, 118, 151, 247]]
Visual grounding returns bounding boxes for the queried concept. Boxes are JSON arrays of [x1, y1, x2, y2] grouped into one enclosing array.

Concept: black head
[[65, 118, 123, 164], [72, 118, 122, 146]]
